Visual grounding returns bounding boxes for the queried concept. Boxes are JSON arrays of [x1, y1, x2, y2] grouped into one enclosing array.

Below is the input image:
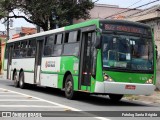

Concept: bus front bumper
[[95, 81, 155, 95]]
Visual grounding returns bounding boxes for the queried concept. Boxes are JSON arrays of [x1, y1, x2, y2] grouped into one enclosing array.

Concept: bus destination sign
[[103, 24, 149, 34]]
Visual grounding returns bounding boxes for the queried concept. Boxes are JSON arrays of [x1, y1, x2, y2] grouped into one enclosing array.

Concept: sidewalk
[[124, 90, 160, 104]]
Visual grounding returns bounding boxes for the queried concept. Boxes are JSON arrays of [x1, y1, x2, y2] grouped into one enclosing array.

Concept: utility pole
[[7, 17, 9, 40]]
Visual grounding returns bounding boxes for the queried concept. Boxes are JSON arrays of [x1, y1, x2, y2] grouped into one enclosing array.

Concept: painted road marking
[[0, 88, 110, 120], [0, 95, 32, 97], [0, 92, 14, 93], [0, 100, 41, 101], [0, 105, 62, 108]]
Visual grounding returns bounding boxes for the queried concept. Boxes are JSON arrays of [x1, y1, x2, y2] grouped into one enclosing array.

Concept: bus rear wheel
[[109, 94, 123, 102], [65, 75, 76, 99], [19, 72, 26, 89], [13, 72, 19, 87]]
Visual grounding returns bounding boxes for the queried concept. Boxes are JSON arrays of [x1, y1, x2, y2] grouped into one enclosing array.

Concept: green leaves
[[0, 0, 94, 31]]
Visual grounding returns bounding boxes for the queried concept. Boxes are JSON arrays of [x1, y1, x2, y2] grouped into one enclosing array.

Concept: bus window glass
[[44, 45, 52, 56], [102, 34, 153, 71], [63, 43, 79, 56], [27, 39, 36, 57], [45, 35, 55, 45], [44, 35, 54, 56], [56, 34, 62, 44], [20, 41, 28, 57], [64, 32, 69, 43], [13, 42, 20, 58], [52, 45, 62, 56], [68, 31, 78, 43]]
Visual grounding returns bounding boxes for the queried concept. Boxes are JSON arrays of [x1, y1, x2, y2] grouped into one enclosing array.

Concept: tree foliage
[[0, 0, 94, 31]]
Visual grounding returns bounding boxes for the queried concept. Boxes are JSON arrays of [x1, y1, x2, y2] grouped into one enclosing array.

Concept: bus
[[3, 19, 156, 101]]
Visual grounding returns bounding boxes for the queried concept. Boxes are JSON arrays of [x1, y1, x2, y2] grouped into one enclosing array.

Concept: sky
[[0, 0, 160, 32]]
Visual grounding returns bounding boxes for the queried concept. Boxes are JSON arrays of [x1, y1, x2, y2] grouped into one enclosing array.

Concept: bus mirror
[[94, 36, 101, 49]]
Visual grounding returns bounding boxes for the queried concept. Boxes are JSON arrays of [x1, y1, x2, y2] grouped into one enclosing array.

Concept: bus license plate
[[125, 85, 136, 90]]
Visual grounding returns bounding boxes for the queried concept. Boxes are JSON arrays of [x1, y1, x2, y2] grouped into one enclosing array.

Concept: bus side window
[[27, 39, 36, 57], [13, 42, 20, 58], [68, 31, 78, 43], [20, 41, 28, 57], [62, 31, 80, 56], [56, 34, 63, 44], [52, 34, 63, 56], [44, 35, 55, 56]]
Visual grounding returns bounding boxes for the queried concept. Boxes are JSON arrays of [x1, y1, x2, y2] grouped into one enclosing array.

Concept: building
[[10, 27, 37, 39], [0, 34, 7, 74], [73, 4, 141, 23]]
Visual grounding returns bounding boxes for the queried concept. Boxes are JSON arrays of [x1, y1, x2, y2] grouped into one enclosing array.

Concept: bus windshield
[[102, 34, 154, 71]]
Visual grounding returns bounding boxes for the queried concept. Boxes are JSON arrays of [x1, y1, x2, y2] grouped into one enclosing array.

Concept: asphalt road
[[0, 78, 160, 120]]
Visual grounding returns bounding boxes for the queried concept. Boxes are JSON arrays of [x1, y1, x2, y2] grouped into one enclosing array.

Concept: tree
[[0, 0, 94, 31]]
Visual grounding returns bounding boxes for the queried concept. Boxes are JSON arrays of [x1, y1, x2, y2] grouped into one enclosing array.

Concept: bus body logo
[[45, 61, 55, 68]]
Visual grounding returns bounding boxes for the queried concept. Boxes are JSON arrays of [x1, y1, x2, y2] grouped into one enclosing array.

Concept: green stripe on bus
[[65, 19, 99, 30]]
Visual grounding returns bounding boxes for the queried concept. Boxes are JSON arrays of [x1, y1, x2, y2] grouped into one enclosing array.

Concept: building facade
[[0, 34, 7, 74], [9, 27, 37, 39], [73, 4, 141, 23]]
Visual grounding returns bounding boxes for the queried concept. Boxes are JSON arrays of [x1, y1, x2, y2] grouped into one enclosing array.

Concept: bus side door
[[7, 45, 13, 79], [79, 26, 96, 89], [34, 38, 44, 84]]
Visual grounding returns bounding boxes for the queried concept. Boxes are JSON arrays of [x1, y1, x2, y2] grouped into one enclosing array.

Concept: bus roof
[[7, 19, 150, 43], [99, 19, 150, 29], [7, 19, 99, 43]]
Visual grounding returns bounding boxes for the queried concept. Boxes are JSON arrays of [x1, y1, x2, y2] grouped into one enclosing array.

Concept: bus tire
[[13, 71, 19, 88], [109, 94, 123, 102], [65, 75, 76, 100], [19, 72, 25, 89]]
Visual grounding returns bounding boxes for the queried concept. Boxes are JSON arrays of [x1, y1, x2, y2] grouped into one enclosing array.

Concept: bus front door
[[79, 30, 95, 89], [34, 39, 43, 84], [7, 45, 13, 79]]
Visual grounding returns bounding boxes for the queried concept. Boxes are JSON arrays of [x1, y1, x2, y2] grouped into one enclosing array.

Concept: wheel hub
[[66, 81, 72, 94]]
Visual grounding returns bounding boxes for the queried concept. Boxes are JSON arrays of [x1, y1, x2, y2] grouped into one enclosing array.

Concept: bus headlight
[[103, 74, 114, 82], [145, 77, 153, 84]]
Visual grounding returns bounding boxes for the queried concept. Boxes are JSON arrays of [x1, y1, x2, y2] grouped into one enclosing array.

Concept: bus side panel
[[59, 56, 79, 91], [11, 58, 35, 84], [90, 50, 103, 93], [40, 57, 61, 88], [72, 76, 79, 91], [96, 50, 103, 82]]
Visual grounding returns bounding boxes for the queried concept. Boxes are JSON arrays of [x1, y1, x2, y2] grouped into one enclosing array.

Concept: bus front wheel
[[65, 75, 76, 99], [13, 72, 19, 87], [109, 94, 123, 102]]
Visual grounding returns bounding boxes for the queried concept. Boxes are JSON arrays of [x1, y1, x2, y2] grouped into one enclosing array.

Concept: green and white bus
[[3, 19, 156, 101]]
